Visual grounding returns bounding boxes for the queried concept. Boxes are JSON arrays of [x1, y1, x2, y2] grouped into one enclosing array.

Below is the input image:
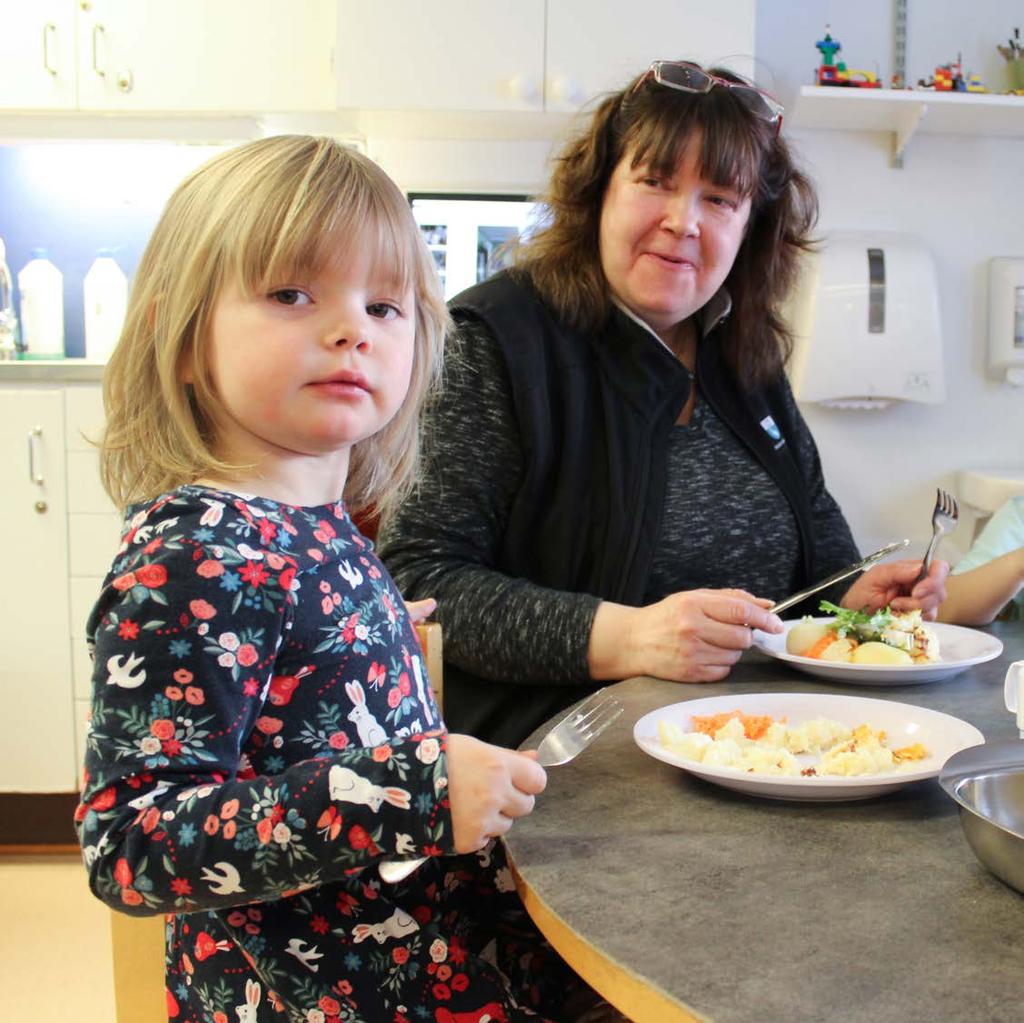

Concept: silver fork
[[916, 487, 959, 582], [377, 689, 623, 884]]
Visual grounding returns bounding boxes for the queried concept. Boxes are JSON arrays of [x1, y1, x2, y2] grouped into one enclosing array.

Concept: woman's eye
[[269, 288, 311, 306], [707, 194, 738, 210], [367, 302, 400, 320], [640, 176, 663, 188]]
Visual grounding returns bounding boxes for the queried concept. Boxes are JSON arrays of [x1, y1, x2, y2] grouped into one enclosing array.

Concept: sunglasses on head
[[631, 60, 784, 134]]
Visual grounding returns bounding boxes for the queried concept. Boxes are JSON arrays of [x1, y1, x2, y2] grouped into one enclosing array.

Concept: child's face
[[203, 248, 416, 485]]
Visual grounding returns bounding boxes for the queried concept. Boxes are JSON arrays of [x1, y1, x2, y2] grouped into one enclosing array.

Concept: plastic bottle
[[0, 236, 18, 359], [17, 248, 65, 359], [83, 249, 128, 362]]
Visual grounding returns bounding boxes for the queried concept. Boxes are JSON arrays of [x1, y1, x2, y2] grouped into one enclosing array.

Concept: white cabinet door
[[76, 0, 336, 112], [545, 0, 757, 112], [0, 0, 77, 110], [0, 390, 77, 792], [336, 0, 546, 112]]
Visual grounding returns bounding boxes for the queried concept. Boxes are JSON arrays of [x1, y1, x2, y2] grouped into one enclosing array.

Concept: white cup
[[1004, 660, 1024, 733]]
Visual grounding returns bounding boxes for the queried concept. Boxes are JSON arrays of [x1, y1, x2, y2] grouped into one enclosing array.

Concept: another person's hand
[[588, 589, 784, 683], [840, 559, 949, 620], [445, 734, 547, 853], [403, 597, 437, 624]]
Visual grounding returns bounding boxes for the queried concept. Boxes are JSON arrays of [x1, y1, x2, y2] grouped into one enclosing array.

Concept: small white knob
[[548, 75, 584, 106], [506, 74, 541, 107]]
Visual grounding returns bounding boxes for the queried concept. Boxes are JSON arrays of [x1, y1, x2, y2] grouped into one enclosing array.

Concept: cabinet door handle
[[42, 22, 58, 76], [91, 23, 107, 77], [28, 426, 44, 486]]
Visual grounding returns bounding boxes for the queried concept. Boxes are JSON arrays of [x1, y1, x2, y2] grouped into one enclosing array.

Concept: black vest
[[443, 272, 817, 745]]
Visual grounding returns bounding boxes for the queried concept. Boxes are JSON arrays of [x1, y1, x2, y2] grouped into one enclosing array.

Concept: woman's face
[[598, 142, 751, 342]]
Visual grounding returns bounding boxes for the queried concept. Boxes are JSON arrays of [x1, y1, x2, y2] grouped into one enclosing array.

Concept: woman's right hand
[[587, 589, 784, 683], [445, 733, 547, 853]]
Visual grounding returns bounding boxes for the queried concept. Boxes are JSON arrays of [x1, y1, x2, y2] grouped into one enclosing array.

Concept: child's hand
[[404, 597, 437, 624], [445, 733, 547, 853]]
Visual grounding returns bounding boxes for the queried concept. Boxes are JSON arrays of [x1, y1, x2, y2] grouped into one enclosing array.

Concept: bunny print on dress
[[328, 764, 411, 812], [345, 679, 388, 745], [235, 978, 260, 1022]]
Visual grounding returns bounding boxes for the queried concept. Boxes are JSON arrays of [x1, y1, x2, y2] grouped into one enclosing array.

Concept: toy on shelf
[[917, 53, 987, 93], [814, 26, 882, 88]]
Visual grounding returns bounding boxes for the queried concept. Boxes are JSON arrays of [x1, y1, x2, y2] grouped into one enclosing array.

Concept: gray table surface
[[505, 621, 1024, 1023]]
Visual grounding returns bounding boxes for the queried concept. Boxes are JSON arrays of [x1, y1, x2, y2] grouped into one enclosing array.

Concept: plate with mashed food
[[634, 693, 984, 800], [753, 604, 1003, 684]]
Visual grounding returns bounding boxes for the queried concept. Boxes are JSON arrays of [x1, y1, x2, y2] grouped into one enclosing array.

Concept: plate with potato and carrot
[[752, 602, 1003, 684]]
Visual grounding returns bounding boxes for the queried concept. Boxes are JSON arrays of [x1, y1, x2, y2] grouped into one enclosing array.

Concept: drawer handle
[[28, 426, 44, 486], [91, 23, 106, 77], [42, 22, 58, 76]]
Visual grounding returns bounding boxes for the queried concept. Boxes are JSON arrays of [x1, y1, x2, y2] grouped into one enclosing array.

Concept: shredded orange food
[[893, 742, 928, 762], [689, 710, 779, 741]]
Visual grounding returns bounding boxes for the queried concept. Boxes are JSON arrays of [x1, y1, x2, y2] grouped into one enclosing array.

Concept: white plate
[[752, 618, 1003, 685], [633, 692, 985, 801]]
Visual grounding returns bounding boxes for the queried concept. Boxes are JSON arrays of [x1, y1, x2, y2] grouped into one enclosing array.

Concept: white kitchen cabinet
[[0, 0, 78, 110], [0, 377, 124, 794], [0, 389, 77, 792], [1, 0, 335, 114], [336, 0, 756, 115], [336, 0, 546, 112], [544, 0, 756, 112]]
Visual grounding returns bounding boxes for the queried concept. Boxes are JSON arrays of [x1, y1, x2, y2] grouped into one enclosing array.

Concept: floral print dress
[[75, 485, 574, 1023]]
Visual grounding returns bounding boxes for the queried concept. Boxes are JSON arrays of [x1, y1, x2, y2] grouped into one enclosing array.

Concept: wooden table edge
[[509, 858, 710, 1023]]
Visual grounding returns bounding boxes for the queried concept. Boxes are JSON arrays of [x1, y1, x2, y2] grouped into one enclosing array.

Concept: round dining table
[[504, 622, 1024, 1023]]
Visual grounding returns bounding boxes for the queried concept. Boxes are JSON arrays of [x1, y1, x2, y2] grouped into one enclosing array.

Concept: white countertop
[[0, 359, 105, 382]]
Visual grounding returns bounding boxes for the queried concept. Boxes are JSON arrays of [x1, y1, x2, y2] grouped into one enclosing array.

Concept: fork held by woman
[[917, 488, 959, 583]]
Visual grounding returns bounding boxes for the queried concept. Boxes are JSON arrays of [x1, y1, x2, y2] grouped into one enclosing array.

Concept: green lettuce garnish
[[818, 600, 894, 641]]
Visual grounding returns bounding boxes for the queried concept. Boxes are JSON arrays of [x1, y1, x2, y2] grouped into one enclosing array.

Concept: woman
[[379, 61, 947, 747]]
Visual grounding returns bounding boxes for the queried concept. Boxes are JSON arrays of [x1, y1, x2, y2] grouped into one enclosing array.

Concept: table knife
[[770, 538, 910, 616]]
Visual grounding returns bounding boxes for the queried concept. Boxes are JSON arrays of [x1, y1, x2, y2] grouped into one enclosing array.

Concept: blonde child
[[75, 135, 587, 1022]]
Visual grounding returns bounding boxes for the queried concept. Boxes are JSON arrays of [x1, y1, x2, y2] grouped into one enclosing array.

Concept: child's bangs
[[223, 148, 418, 297], [625, 93, 765, 198]]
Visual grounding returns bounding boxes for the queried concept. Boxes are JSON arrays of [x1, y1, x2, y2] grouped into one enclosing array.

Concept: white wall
[[757, 0, 1024, 558]]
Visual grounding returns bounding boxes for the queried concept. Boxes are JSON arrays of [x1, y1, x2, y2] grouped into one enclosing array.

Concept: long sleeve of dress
[[379, 319, 601, 686], [77, 488, 454, 917]]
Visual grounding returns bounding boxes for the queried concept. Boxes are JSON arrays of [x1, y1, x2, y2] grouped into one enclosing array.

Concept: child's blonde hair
[[100, 134, 448, 519]]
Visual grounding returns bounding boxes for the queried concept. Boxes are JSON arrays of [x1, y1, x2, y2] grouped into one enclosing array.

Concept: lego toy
[[814, 26, 882, 88], [917, 53, 988, 93]]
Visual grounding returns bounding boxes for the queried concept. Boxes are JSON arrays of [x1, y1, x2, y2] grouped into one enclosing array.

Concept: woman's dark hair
[[511, 65, 818, 389]]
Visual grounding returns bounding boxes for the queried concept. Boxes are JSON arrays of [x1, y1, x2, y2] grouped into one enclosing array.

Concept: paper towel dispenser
[[785, 232, 945, 409]]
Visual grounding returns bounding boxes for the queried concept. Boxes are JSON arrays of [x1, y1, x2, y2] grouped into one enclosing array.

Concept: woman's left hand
[[840, 559, 950, 620]]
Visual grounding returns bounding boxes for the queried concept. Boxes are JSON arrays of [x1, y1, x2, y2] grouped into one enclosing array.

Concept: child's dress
[[75, 485, 572, 1022]]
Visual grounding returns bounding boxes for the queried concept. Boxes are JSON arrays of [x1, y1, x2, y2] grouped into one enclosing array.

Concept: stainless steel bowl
[[939, 740, 1024, 894]]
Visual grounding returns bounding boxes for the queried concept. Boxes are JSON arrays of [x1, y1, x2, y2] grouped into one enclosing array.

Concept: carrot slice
[[803, 634, 838, 660]]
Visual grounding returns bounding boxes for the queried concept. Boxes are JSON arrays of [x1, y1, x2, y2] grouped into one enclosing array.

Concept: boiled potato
[[819, 637, 857, 662], [851, 641, 913, 666], [786, 621, 830, 656]]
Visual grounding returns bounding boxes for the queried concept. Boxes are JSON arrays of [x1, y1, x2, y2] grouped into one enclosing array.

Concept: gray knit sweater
[[378, 318, 857, 696]]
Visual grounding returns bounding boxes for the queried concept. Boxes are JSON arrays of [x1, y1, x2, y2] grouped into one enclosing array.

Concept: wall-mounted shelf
[[790, 85, 1024, 166]]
